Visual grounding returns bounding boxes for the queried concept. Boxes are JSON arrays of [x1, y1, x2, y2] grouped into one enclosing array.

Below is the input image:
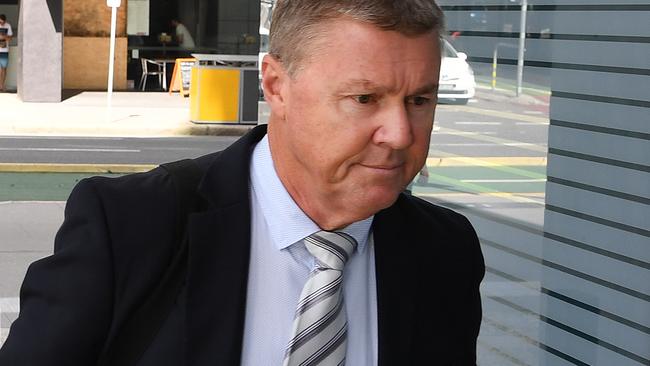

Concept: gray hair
[[269, 0, 445, 75]]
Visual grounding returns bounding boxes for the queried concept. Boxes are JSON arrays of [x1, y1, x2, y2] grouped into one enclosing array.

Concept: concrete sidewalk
[[0, 91, 256, 137]]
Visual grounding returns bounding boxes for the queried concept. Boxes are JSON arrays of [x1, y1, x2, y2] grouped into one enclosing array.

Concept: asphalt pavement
[[0, 136, 239, 165]]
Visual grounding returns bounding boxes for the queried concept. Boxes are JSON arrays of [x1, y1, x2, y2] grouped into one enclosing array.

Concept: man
[[171, 18, 195, 49], [0, 14, 13, 92], [0, 1, 484, 365]]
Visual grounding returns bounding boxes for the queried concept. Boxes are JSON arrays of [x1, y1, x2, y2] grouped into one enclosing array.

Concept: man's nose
[[373, 103, 414, 150]]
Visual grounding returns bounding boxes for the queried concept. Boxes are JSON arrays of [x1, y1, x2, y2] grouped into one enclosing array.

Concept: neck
[[267, 121, 358, 231]]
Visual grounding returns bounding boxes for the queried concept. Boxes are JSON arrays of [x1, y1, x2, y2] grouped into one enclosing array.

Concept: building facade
[[8, 0, 259, 101]]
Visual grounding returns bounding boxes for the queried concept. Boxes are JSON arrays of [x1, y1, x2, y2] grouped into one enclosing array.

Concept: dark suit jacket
[[0, 125, 484, 366]]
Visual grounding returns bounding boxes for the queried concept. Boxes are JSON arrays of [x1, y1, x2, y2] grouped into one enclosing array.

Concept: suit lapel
[[373, 196, 420, 366], [184, 126, 267, 365], [185, 208, 250, 365]]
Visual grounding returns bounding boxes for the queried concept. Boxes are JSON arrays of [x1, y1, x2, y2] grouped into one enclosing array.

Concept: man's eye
[[411, 96, 431, 106], [354, 95, 373, 104]]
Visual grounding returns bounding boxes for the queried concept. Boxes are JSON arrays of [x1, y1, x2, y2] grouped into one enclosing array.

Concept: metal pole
[[107, 5, 118, 111], [516, 0, 527, 96], [492, 45, 498, 91]]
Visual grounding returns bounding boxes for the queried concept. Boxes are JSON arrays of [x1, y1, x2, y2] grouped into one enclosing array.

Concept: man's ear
[[262, 54, 289, 120]]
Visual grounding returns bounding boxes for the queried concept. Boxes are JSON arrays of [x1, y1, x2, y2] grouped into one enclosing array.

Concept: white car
[[438, 39, 476, 104]]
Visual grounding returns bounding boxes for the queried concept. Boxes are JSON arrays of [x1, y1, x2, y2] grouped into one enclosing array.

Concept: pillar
[[17, 0, 63, 102]]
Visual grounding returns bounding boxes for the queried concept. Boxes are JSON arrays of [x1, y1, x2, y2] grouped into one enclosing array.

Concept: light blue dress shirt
[[240, 135, 378, 366]]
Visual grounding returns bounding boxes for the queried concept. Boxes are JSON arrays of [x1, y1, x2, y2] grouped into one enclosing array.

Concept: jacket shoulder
[[398, 193, 475, 234], [84, 151, 220, 197], [76, 151, 221, 249], [80, 151, 219, 213], [391, 193, 484, 273]]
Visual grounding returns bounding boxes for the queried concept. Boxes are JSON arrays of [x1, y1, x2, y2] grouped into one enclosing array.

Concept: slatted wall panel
[[439, 1, 650, 365]]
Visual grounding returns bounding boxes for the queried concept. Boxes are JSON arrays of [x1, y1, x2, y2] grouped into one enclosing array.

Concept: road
[[0, 135, 239, 165], [0, 104, 547, 164], [0, 89, 550, 355]]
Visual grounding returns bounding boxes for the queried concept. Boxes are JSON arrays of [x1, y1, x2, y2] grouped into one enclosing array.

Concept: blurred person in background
[[0, 14, 13, 92], [171, 18, 195, 49]]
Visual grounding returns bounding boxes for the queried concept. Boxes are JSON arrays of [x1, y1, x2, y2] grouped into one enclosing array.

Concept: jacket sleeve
[[0, 178, 115, 365]]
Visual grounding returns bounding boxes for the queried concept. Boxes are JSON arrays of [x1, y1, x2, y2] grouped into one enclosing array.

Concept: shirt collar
[[250, 135, 373, 253]]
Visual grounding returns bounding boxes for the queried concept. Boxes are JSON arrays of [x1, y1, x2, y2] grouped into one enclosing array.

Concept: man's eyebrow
[[411, 83, 439, 96], [338, 79, 386, 92], [337, 80, 438, 95]]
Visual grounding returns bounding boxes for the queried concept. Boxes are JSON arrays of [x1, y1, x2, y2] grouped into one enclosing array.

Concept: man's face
[[265, 18, 441, 228]]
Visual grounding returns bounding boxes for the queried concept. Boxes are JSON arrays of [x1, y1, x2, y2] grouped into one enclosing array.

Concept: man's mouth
[[360, 163, 404, 171]]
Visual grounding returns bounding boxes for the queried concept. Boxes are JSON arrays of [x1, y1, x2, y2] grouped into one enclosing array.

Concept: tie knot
[[304, 231, 358, 270]]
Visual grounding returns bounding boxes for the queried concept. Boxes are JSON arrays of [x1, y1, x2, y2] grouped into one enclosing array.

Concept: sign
[[169, 58, 196, 97], [107, 0, 121, 7], [127, 0, 150, 36]]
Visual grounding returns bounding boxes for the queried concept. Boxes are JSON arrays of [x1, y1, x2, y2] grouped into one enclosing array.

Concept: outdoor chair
[[139, 58, 167, 91]]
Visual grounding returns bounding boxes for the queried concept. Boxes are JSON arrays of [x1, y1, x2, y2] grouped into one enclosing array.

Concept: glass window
[[416, 2, 650, 365], [126, 0, 260, 90]]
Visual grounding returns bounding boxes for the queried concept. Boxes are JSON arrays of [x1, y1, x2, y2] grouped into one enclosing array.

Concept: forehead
[[297, 18, 440, 89]]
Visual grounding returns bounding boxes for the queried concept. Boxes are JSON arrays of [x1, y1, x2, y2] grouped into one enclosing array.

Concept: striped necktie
[[283, 230, 358, 366]]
